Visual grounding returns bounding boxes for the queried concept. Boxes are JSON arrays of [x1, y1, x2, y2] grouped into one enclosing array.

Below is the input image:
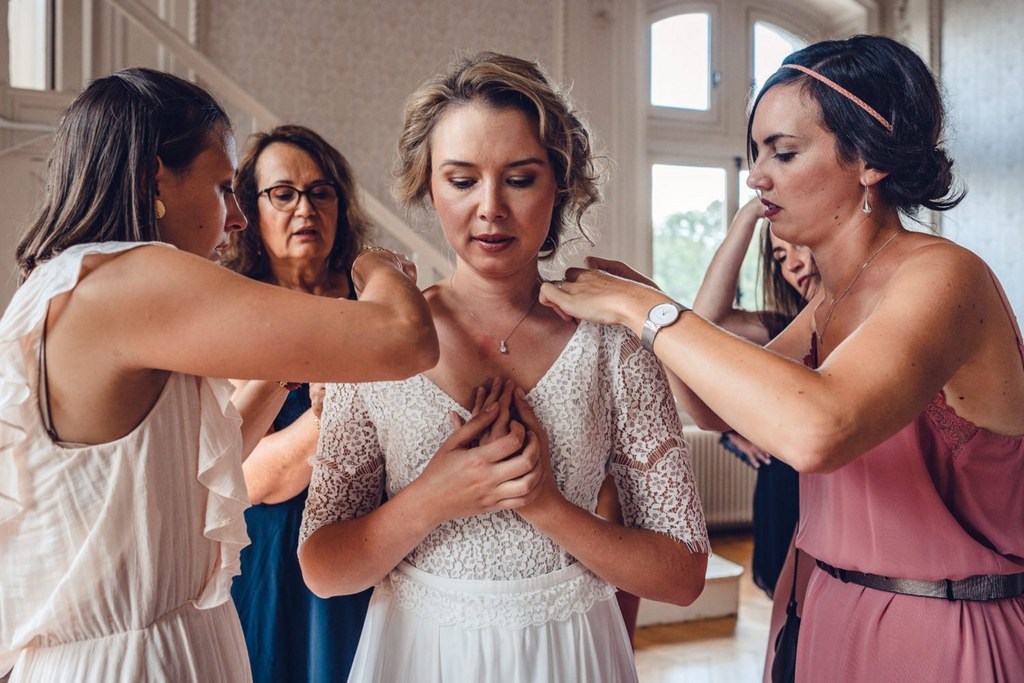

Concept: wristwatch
[[641, 301, 690, 353]]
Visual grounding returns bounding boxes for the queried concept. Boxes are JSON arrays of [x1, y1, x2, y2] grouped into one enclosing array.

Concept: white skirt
[[348, 562, 638, 683]]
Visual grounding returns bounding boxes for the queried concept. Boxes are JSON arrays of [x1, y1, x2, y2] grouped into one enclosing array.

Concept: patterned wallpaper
[[941, 0, 1024, 312], [201, 0, 558, 248]]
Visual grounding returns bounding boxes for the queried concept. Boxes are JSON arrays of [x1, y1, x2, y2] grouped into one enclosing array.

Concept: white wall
[[941, 0, 1024, 314], [199, 0, 561, 253], [3, 0, 1021, 316]]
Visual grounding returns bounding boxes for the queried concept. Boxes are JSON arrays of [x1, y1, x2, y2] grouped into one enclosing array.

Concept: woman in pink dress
[[543, 35, 1024, 681]]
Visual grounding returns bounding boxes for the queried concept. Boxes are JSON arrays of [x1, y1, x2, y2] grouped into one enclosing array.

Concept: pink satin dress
[[795, 287, 1024, 682]]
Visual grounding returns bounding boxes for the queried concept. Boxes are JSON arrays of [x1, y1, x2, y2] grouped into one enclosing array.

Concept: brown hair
[[16, 67, 230, 281], [394, 51, 601, 257], [748, 35, 964, 218], [223, 124, 370, 280], [757, 224, 810, 338]]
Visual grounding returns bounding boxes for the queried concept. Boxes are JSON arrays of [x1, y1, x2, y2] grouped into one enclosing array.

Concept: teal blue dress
[[231, 385, 372, 683]]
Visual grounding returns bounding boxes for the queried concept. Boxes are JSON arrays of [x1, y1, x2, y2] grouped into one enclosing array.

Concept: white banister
[[106, 0, 279, 129], [104, 0, 450, 280]]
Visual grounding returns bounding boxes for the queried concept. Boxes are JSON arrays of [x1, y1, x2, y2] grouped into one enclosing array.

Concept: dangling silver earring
[[861, 184, 872, 215]]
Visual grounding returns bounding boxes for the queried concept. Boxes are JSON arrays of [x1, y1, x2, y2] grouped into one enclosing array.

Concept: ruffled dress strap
[[0, 241, 250, 610], [194, 373, 249, 608], [0, 241, 171, 524]]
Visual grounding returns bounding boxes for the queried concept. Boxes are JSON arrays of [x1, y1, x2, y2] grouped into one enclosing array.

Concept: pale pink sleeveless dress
[[0, 243, 253, 682], [795, 282, 1024, 681]]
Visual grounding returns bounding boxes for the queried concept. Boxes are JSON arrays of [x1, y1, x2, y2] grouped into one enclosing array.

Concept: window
[[753, 21, 806, 97], [650, 12, 711, 111], [651, 164, 725, 305], [7, 0, 51, 90], [647, 4, 809, 311]]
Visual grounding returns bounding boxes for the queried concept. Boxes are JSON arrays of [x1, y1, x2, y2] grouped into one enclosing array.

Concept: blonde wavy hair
[[394, 51, 601, 258]]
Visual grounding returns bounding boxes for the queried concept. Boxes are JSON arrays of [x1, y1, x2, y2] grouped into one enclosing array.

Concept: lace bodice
[[300, 321, 708, 583]]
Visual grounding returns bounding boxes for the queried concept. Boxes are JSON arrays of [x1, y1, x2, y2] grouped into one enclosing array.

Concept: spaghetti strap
[[36, 320, 59, 442], [985, 268, 1024, 373]]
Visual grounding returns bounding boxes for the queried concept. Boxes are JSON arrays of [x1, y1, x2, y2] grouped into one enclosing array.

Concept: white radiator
[[682, 425, 756, 530]]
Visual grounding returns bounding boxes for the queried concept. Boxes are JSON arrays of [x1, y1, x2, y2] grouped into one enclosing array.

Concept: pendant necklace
[[449, 274, 539, 354], [816, 228, 901, 344]]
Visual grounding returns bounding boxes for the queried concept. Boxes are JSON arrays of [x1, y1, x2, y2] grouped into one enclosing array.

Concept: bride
[[297, 51, 709, 682]]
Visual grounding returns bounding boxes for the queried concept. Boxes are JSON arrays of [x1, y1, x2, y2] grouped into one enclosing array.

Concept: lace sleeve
[[606, 326, 710, 554], [298, 382, 384, 547]]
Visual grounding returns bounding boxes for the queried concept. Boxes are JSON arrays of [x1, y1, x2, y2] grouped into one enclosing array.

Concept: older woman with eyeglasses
[[221, 124, 375, 683]]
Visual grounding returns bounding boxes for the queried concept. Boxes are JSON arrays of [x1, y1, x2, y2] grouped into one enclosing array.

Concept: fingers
[[394, 252, 418, 284], [309, 382, 326, 418], [563, 266, 588, 283], [539, 283, 578, 323], [584, 255, 617, 271], [490, 430, 544, 508], [474, 420, 527, 463], [464, 385, 487, 417], [484, 377, 507, 408], [443, 402, 500, 448], [512, 387, 545, 443], [582, 257, 659, 289], [478, 379, 515, 445]]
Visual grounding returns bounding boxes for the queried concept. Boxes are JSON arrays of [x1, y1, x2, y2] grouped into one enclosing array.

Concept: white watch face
[[649, 302, 681, 326]]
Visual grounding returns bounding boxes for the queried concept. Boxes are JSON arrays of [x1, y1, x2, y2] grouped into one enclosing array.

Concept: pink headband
[[780, 63, 893, 133]]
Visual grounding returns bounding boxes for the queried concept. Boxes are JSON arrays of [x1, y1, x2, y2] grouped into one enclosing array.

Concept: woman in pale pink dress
[[0, 68, 437, 682], [544, 35, 1024, 682]]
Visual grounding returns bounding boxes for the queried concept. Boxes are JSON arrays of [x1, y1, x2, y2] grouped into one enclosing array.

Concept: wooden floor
[[634, 532, 772, 683]]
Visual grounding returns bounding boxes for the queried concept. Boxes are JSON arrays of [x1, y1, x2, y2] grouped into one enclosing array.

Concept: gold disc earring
[[155, 199, 166, 219]]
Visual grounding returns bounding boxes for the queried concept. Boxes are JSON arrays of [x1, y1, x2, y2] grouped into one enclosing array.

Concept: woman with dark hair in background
[[224, 124, 374, 683], [544, 35, 1024, 680], [0, 70, 436, 682]]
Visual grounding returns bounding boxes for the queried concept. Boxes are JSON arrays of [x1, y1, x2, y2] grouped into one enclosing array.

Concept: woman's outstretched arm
[[84, 245, 439, 383], [540, 242, 1019, 472]]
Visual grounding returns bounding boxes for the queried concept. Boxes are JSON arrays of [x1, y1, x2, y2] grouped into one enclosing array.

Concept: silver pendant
[[498, 340, 508, 353]]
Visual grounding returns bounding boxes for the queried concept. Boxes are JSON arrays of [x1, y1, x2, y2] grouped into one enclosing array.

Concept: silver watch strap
[[641, 302, 689, 353], [641, 319, 660, 353]]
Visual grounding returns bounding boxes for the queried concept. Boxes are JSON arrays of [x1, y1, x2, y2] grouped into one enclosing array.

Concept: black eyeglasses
[[258, 183, 339, 212]]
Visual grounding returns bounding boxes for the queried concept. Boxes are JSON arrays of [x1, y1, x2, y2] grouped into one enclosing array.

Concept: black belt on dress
[[815, 559, 1024, 601]]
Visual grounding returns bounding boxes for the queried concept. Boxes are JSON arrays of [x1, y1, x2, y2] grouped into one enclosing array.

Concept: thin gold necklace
[[449, 274, 539, 354], [816, 229, 901, 344]]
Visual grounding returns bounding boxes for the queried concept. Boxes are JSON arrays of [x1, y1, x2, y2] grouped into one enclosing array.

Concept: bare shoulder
[[897, 233, 987, 275], [73, 243, 210, 297], [887, 233, 994, 309], [421, 282, 455, 322]]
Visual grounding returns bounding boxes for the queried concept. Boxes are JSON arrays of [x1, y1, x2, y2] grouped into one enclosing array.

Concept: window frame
[[645, 1, 723, 129], [644, 2, 822, 297]]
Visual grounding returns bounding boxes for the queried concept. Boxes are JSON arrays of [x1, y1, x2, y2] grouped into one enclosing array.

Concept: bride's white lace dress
[[300, 321, 709, 682]]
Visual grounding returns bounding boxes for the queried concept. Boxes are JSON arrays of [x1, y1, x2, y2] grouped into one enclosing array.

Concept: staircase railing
[[106, 0, 450, 282]]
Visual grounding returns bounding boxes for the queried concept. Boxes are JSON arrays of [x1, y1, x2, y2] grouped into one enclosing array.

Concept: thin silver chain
[[448, 274, 539, 354], [816, 229, 901, 344]]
